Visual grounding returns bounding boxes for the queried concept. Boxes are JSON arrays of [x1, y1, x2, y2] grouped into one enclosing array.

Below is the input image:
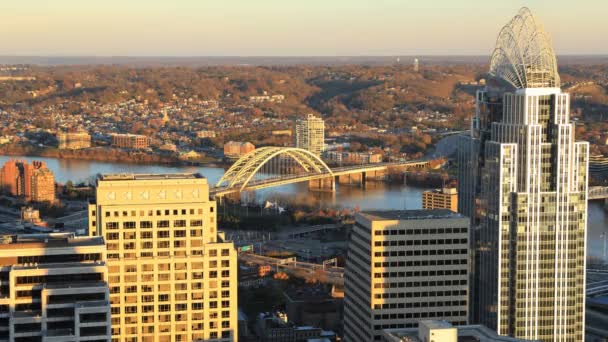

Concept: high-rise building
[[0, 233, 111, 342], [344, 209, 469, 342], [458, 8, 588, 341], [57, 131, 92, 150], [0, 160, 55, 203], [295, 114, 325, 156], [88, 173, 238, 342], [422, 187, 458, 212]]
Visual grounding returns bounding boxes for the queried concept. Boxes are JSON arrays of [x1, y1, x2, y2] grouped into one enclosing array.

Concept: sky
[[0, 0, 606, 56]]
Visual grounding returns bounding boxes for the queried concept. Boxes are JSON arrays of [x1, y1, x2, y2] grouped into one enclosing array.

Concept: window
[[140, 221, 153, 229], [174, 220, 186, 228], [157, 220, 169, 228]]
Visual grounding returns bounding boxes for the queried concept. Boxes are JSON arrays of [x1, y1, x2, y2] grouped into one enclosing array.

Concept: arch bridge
[[212, 147, 432, 197]]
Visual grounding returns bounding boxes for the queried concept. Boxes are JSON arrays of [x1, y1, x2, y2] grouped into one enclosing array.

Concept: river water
[[1, 155, 606, 260]]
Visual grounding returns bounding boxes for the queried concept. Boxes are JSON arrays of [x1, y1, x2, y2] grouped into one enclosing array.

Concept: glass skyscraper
[[458, 8, 588, 342]]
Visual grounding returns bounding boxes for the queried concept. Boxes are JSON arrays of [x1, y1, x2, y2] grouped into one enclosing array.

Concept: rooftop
[[383, 322, 539, 342], [0, 233, 104, 249], [358, 209, 464, 221], [99, 173, 204, 181]]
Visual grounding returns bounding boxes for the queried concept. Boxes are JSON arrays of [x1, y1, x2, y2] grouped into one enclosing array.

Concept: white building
[[295, 114, 325, 156], [458, 8, 588, 341]]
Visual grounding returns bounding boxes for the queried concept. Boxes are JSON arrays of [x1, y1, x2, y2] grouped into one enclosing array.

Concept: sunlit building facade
[[88, 173, 238, 342], [344, 210, 469, 342], [295, 114, 325, 156], [458, 8, 587, 342], [0, 233, 111, 342]]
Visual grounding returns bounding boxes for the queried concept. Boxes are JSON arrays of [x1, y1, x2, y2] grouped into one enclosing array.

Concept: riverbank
[[0, 143, 225, 168]]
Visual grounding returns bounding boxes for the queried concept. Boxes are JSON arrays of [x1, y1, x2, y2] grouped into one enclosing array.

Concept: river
[[1, 155, 607, 260]]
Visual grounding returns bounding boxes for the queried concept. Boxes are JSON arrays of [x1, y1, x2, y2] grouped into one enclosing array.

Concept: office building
[[458, 8, 587, 341], [57, 131, 91, 150], [88, 173, 238, 342], [381, 320, 538, 342], [0, 160, 55, 203], [111, 134, 149, 149], [344, 209, 469, 342], [223, 141, 255, 159], [422, 187, 458, 212], [295, 114, 325, 156], [0, 233, 111, 342]]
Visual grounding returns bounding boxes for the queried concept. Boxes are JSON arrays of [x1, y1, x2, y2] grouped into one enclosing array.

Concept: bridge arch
[[216, 147, 334, 191]]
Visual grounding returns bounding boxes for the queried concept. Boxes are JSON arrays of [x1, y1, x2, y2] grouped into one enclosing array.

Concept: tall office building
[[88, 173, 238, 342], [295, 114, 325, 156], [422, 188, 458, 212], [458, 8, 588, 341], [344, 209, 470, 342], [0, 233, 111, 342]]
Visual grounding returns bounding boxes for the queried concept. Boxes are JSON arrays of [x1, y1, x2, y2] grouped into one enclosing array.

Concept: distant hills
[[0, 55, 606, 66]]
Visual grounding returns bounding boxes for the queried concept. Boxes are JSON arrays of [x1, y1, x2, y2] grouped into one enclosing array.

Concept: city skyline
[[0, 1, 607, 56]]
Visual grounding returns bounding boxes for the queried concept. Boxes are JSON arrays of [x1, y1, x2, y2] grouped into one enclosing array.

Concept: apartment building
[[0, 233, 111, 342], [295, 114, 325, 156], [0, 160, 55, 203], [223, 141, 255, 159], [88, 173, 238, 342], [57, 131, 92, 150], [344, 209, 469, 342], [422, 188, 458, 212], [111, 134, 149, 149]]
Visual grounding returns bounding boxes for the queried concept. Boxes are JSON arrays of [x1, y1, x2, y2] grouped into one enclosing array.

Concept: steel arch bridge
[[216, 147, 334, 192]]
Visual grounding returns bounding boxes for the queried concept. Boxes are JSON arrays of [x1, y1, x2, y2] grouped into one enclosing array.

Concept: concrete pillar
[[308, 177, 335, 192], [364, 169, 387, 181], [338, 173, 363, 186]]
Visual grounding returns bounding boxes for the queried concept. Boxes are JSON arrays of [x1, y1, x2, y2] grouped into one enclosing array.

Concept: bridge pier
[[364, 170, 387, 181], [337, 172, 364, 187], [308, 177, 335, 192]]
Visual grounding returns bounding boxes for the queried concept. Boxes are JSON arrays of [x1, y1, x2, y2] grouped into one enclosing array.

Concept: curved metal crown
[[489, 7, 560, 89]]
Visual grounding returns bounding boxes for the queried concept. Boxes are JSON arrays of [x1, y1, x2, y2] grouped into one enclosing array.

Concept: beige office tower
[[295, 114, 325, 156], [0, 233, 111, 342], [458, 8, 588, 342], [88, 173, 238, 342], [344, 209, 470, 342]]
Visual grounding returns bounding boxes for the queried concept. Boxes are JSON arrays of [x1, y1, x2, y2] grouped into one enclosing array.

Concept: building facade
[[57, 131, 91, 150], [458, 8, 587, 341], [88, 173, 238, 342], [111, 134, 149, 149], [344, 209, 469, 342], [0, 160, 55, 203], [0, 233, 111, 342], [223, 141, 255, 159], [422, 188, 458, 212], [295, 114, 325, 156]]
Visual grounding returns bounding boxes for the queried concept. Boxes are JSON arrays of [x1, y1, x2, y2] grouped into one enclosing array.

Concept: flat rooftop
[[0, 233, 104, 249], [99, 173, 204, 181], [359, 209, 464, 221]]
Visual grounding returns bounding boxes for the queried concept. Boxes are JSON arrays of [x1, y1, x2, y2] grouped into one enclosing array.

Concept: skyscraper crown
[[489, 7, 560, 89]]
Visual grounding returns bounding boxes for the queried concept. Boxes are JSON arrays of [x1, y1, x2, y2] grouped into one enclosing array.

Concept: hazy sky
[[0, 0, 606, 56]]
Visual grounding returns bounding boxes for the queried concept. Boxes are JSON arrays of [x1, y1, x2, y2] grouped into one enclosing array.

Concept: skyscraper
[[458, 8, 588, 341], [295, 114, 325, 156], [88, 173, 238, 342], [344, 209, 470, 342]]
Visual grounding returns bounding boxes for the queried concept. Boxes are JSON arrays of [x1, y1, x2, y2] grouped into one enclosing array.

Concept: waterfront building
[[57, 131, 91, 150], [590, 154, 608, 180], [323, 151, 382, 165], [223, 141, 255, 159], [88, 173, 238, 342], [0, 233, 111, 342], [111, 133, 149, 149], [457, 8, 588, 341], [0, 160, 55, 203], [422, 187, 458, 212], [381, 320, 538, 342], [295, 114, 325, 156], [344, 209, 469, 342]]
